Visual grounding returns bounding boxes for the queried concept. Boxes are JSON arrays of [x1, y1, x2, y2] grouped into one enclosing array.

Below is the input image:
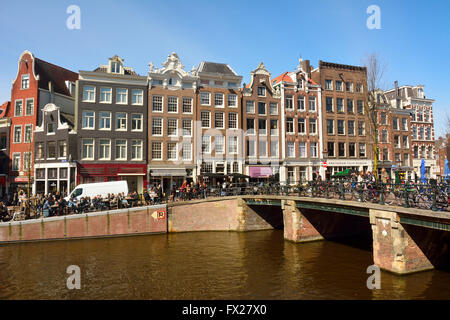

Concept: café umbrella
[[420, 159, 427, 184], [445, 159, 450, 178]]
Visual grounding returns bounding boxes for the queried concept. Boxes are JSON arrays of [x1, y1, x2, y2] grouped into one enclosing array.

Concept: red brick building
[[7, 50, 77, 194]]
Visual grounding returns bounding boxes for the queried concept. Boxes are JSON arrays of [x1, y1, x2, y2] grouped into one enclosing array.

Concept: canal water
[[0, 230, 449, 299]]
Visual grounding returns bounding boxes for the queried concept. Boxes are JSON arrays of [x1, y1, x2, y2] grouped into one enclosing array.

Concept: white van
[[65, 181, 128, 201]]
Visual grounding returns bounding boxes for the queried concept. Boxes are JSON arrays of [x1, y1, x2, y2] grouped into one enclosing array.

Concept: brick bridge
[[168, 195, 450, 275]]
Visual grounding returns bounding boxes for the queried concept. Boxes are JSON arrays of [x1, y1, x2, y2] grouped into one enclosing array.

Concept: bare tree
[[362, 53, 387, 181]]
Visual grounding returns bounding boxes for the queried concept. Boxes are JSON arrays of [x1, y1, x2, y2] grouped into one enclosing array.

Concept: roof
[[60, 112, 75, 129], [271, 72, 319, 86], [0, 102, 9, 119], [35, 58, 78, 96], [197, 62, 237, 76], [93, 66, 138, 76], [319, 60, 366, 72]]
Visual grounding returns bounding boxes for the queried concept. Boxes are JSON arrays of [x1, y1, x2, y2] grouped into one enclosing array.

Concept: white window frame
[[228, 112, 238, 129], [14, 99, 23, 117], [182, 97, 193, 114], [151, 141, 163, 160], [99, 87, 112, 104], [181, 142, 192, 161], [215, 135, 225, 154], [167, 118, 178, 137], [287, 142, 295, 158], [115, 139, 127, 161], [116, 88, 128, 105], [82, 138, 95, 160], [83, 86, 96, 102], [25, 98, 34, 116], [12, 153, 21, 171], [246, 101, 255, 114], [24, 124, 33, 143], [131, 89, 144, 106], [215, 112, 224, 129], [115, 112, 127, 131], [152, 117, 163, 136], [202, 135, 211, 154], [167, 142, 178, 161], [152, 95, 163, 112], [228, 94, 237, 108], [201, 111, 211, 128], [131, 113, 143, 132], [82, 111, 95, 130], [200, 92, 211, 106], [214, 93, 224, 108], [131, 139, 143, 161], [21, 74, 30, 90], [167, 96, 178, 113], [13, 125, 22, 143], [182, 119, 192, 137], [99, 139, 111, 160], [99, 111, 112, 130], [228, 136, 238, 154]]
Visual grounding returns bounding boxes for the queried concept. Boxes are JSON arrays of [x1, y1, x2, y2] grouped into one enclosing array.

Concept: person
[[0, 201, 10, 222], [157, 184, 163, 203]]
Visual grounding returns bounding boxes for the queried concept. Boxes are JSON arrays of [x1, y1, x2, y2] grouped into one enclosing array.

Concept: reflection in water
[[0, 231, 449, 299]]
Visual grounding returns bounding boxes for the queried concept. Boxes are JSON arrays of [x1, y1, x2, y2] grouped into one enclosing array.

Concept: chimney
[[48, 81, 54, 103], [301, 60, 311, 74]]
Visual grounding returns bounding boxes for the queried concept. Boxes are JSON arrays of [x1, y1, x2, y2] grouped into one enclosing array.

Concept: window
[[23, 152, 32, 170], [297, 96, 305, 111], [309, 119, 317, 134], [380, 112, 386, 125], [358, 121, 365, 136], [215, 112, 224, 128], [228, 136, 238, 154], [393, 117, 399, 130], [402, 118, 407, 131], [308, 96, 316, 112], [412, 126, 417, 139], [82, 111, 95, 129], [167, 96, 178, 113], [346, 82, 353, 92], [325, 79, 333, 90], [152, 95, 163, 112], [338, 142, 345, 157], [116, 112, 127, 131], [202, 162, 213, 173], [337, 120, 345, 135], [425, 110, 430, 122], [347, 99, 354, 114], [270, 102, 278, 115], [151, 142, 162, 160], [327, 142, 335, 157], [15, 100, 23, 116], [413, 146, 419, 159], [182, 97, 192, 113], [402, 135, 408, 148], [167, 142, 177, 160], [359, 143, 366, 157], [214, 93, 224, 107], [335, 81, 343, 91], [200, 92, 211, 105], [356, 83, 363, 93], [395, 153, 401, 163], [383, 148, 389, 161], [286, 95, 294, 110], [13, 126, 21, 143], [411, 111, 416, 121], [181, 142, 192, 160], [246, 101, 255, 113], [115, 140, 127, 160], [36, 143, 44, 159], [21, 74, 29, 89], [418, 111, 423, 122], [182, 119, 192, 136], [259, 140, 267, 156], [258, 86, 266, 96], [258, 102, 266, 115], [258, 119, 266, 135], [229, 113, 238, 129], [299, 142, 306, 158], [247, 119, 255, 135], [215, 136, 224, 154], [202, 135, 211, 153], [298, 118, 306, 134], [326, 119, 334, 134], [336, 98, 344, 113], [131, 89, 143, 105], [404, 153, 409, 166], [24, 124, 33, 143], [111, 62, 121, 73], [270, 140, 278, 157], [247, 140, 256, 157], [12, 153, 20, 171], [270, 119, 278, 136], [99, 139, 111, 160], [419, 127, 424, 140], [167, 118, 178, 136], [82, 139, 94, 159], [310, 142, 318, 158], [286, 118, 294, 134], [381, 129, 388, 143], [47, 123, 55, 134], [287, 142, 295, 158], [228, 94, 237, 107], [357, 100, 364, 114], [99, 112, 111, 130], [349, 143, 356, 157], [426, 127, 431, 140], [100, 87, 112, 103], [428, 146, 433, 160], [83, 86, 95, 102], [201, 111, 210, 128], [298, 78, 303, 89], [326, 97, 333, 112], [25, 99, 34, 115], [347, 120, 355, 136], [152, 117, 163, 135], [116, 88, 128, 104]]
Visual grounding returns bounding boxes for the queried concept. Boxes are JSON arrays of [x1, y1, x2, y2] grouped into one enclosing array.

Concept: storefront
[[247, 165, 279, 183], [77, 163, 147, 194], [149, 167, 191, 195], [34, 162, 77, 196]]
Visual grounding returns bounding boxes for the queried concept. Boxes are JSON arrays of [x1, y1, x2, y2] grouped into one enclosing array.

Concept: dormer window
[[111, 61, 121, 73], [298, 78, 303, 89]]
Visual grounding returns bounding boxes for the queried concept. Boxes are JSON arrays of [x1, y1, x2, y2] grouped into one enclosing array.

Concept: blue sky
[[1, 0, 449, 136]]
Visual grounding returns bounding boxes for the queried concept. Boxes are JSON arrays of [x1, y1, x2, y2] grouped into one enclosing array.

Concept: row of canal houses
[[0, 50, 437, 196]]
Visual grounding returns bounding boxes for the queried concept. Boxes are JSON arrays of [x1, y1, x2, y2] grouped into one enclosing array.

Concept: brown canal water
[[0, 230, 449, 299]]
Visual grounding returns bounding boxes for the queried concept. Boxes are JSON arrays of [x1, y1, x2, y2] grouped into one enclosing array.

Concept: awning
[[249, 166, 273, 178], [151, 168, 187, 177], [117, 173, 146, 176]]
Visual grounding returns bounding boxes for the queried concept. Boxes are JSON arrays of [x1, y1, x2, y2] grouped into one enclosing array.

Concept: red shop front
[[77, 163, 147, 193]]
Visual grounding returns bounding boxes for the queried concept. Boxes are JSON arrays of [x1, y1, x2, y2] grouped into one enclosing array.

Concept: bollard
[[380, 183, 385, 205]]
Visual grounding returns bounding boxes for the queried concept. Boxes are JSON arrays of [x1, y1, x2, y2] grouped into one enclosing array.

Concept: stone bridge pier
[[281, 199, 449, 275]]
